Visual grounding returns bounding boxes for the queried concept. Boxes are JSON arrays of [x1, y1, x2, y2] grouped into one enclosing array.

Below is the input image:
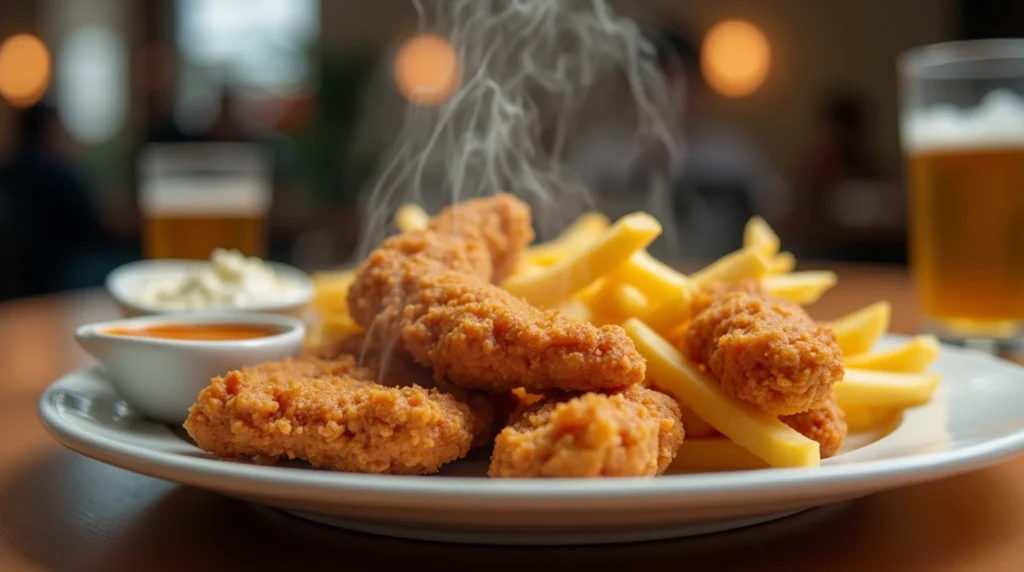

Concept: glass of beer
[[899, 40, 1024, 347], [139, 143, 272, 260]]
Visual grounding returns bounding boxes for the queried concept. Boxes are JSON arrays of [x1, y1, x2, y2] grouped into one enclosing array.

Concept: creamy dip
[[134, 249, 304, 310]]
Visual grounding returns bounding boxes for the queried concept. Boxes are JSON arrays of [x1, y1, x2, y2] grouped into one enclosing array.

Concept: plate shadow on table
[[0, 451, 1018, 572]]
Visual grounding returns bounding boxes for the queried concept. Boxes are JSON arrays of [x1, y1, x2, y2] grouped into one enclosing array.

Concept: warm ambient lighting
[[701, 20, 770, 98], [0, 34, 51, 107], [394, 33, 460, 106]]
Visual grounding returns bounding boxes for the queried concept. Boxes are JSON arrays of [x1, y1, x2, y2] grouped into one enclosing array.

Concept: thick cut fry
[[844, 335, 940, 373], [761, 271, 837, 305], [524, 212, 610, 266], [831, 301, 892, 356], [671, 438, 768, 472], [835, 368, 940, 408], [502, 213, 662, 307], [743, 216, 781, 257], [843, 405, 902, 433], [690, 247, 773, 287], [311, 269, 355, 314], [608, 250, 687, 303], [623, 318, 820, 468], [395, 203, 430, 232], [640, 247, 772, 335], [771, 251, 796, 274]]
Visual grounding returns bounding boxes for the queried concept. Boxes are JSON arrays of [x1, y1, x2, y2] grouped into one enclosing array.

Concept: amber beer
[[906, 134, 1024, 334], [139, 143, 271, 260]]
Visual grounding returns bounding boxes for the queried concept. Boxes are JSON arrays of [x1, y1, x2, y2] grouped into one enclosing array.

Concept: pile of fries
[[310, 204, 941, 472]]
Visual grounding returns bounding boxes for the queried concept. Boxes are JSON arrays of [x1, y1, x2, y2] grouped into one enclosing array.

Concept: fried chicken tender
[[488, 385, 684, 478], [183, 354, 494, 474], [401, 272, 646, 391], [781, 396, 847, 458], [348, 193, 647, 392], [683, 291, 844, 416]]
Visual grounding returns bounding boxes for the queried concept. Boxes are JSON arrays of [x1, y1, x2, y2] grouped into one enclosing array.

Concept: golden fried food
[[348, 193, 647, 392], [183, 355, 493, 474], [682, 291, 844, 416], [402, 271, 646, 391], [488, 385, 683, 478], [781, 396, 847, 458]]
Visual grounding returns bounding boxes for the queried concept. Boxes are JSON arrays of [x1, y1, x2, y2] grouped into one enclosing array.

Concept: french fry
[[843, 335, 940, 373], [843, 405, 902, 433], [556, 298, 595, 322], [525, 212, 610, 266], [395, 203, 429, 232], [607, 250, 687, 303], [671, 438, 769, 472], [640, 247, 772, 335], [690, 247, 774, 287], [502, 213, 662, 307], [623, 318, 821, 468], [835, 368, 940, 408], [311, 269, 355, 314], [761, 271, 837, 305], [771, 251, 797, 274], [831, 301, 892, 356], [743, 216, 781, 257]]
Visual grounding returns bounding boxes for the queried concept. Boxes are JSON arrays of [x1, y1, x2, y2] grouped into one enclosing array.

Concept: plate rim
[[38, 336, 1024, 507]]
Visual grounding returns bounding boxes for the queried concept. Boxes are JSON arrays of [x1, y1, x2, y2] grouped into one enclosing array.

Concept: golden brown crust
[[781, 396, 847, 458], [348, 193, 647, 393], [183, 356, 493, 474], [488, 386, 684, 478], [427, 192, 534, 282], [401, 273, 646, 391], [682, 291, 843, 416]]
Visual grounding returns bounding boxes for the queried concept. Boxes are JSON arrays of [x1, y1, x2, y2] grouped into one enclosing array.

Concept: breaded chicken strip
[[426, 192, 534, 281], [183, 355, 493, 474], [401, 271, 646, 391], [348, 193, 647, 392], [489, 385, 684, 478], [781, 395, 847, 458], [683, 291, 843, 416]]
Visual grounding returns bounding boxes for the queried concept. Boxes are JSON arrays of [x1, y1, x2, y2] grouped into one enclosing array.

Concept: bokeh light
[[0, 34, 51, 107], [394, 33, 460, 106], [701, 20, 770, 98]]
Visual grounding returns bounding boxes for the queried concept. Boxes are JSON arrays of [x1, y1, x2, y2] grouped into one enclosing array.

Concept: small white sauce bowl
[[105, 258, 314, 317], [75, 311, 306, 425]]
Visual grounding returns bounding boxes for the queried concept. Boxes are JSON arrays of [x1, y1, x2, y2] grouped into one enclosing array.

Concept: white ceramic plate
[[38, 335, 1024, 545]]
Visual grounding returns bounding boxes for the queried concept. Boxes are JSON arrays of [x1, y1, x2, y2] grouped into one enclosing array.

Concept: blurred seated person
[[0, 102, 106, 299], [570, 26, 787, 262]]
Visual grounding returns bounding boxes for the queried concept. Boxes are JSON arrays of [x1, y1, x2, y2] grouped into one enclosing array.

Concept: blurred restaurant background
[[0, 0, 1021, 301]]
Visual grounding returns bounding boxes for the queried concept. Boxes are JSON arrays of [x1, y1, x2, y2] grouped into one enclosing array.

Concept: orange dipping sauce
[[104, 323, 283, 341]]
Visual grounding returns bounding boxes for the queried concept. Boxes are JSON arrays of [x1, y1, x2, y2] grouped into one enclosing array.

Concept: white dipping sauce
[[134, 249, 304, 310]]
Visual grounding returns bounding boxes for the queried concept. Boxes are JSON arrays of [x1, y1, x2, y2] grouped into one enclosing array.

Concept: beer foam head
[[903, 89, 1024, 152]]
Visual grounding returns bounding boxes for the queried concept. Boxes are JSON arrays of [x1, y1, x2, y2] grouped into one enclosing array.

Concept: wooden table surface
[[2, 265, 1023, 571]]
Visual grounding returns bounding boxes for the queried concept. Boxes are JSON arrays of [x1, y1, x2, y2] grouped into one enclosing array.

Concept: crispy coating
[[402, 272, 646, 391], [781, 396, 847, 458], [183, 355, 494, 474], [488, 386, 684, 478], [683, 291, 844, 416], [427, 192, 534, 281], [348, 193, 647, 393]]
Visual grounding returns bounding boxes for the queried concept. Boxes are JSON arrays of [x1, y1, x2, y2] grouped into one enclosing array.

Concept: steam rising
[[356, 0, 684, 254]]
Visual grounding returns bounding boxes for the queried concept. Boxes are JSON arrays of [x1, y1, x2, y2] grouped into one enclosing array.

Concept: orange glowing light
[[394, 34, 460, 106], [701, 20, 770, 98], [0, 34, 51, 107]]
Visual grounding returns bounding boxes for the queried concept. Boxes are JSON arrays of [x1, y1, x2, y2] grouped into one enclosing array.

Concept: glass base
[[920, 316, 1024, 360]]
